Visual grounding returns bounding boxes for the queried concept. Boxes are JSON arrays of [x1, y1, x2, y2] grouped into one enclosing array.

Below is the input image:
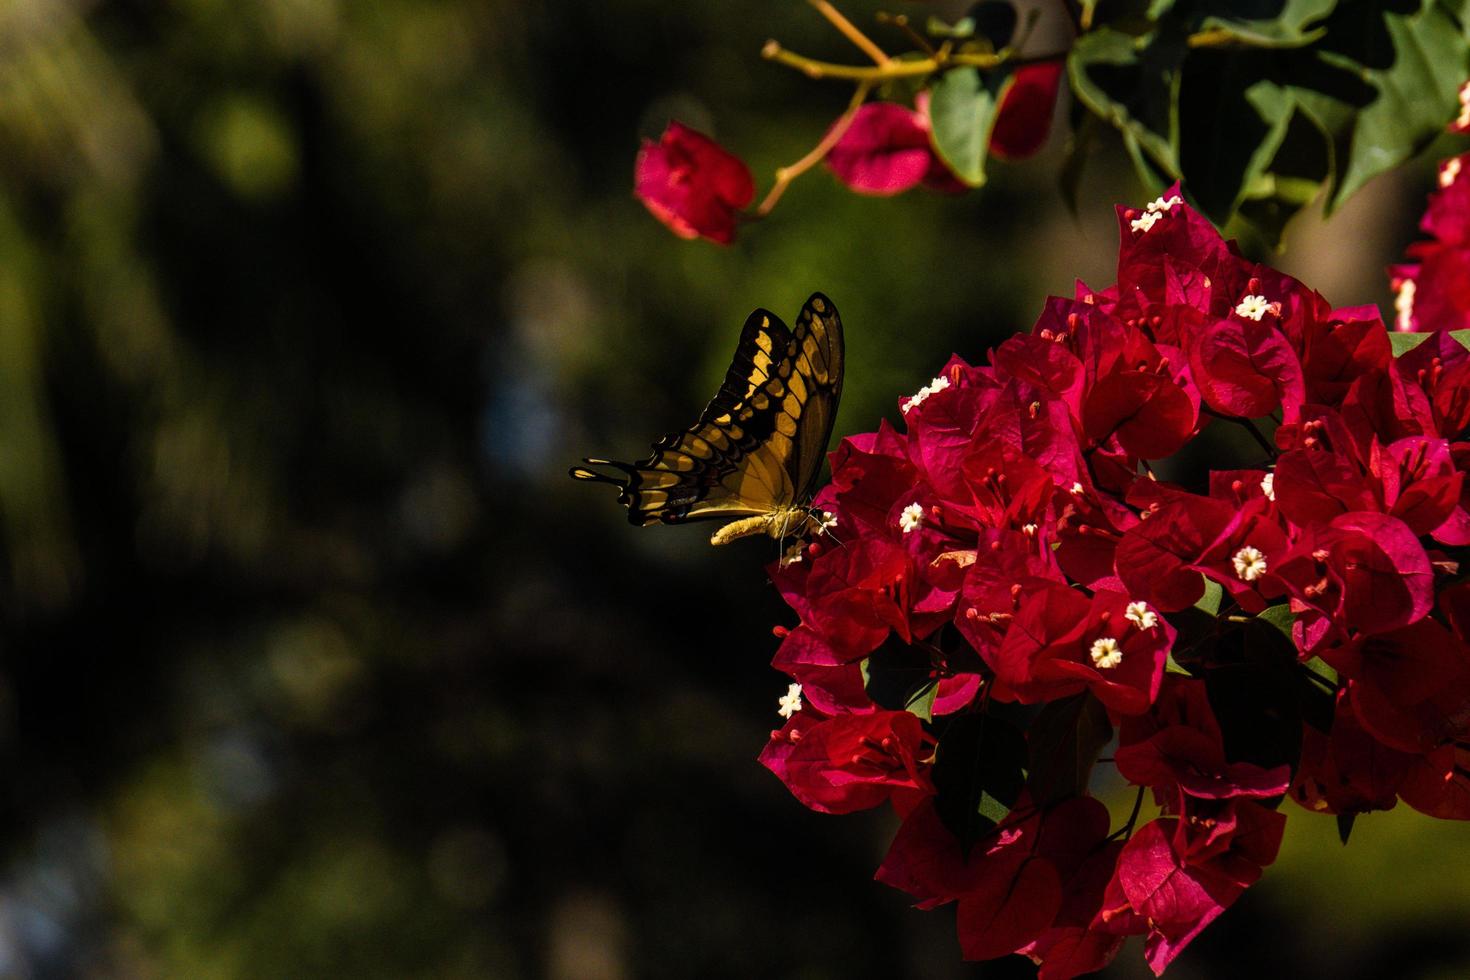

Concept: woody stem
[[752, 81, 873, 217], [808, 0, 890, 65], [1108, 785, 1146, 841]]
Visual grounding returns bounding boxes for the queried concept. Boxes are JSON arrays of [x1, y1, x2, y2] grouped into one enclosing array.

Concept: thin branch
[[752, 81, 873, 217], [808, 0, 890, 65], [876, 12, 935, 57], [761, 40, 1064, 82], [1107, 786, 1147, 841]]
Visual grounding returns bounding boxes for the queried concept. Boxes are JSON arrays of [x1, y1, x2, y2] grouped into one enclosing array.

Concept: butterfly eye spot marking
[[810, 296, 826, 313]]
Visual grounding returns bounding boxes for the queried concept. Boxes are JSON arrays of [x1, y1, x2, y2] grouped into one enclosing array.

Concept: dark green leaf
[[931, 713, 1027, 853], [1257, 603, 1294, 641], [1179, 53, 1297, 223], [1058, 111, 1102, 216], [1205, 617, 1305, 774], [928, 66, 1006, 186], [1303, 655, 1339, 688], [861, 639, 938, 721], [1196, 0, 1339, 48], [1391, 330, 1432, 357], [1068, 27, 1185, 183], [1323, 0, 1470, 207], [1195, 576, 1223, 615], [1026, 692, 1114, 805]]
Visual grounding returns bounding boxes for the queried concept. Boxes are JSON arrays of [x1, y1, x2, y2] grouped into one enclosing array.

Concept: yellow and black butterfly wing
[[570, 292, 844, 526]]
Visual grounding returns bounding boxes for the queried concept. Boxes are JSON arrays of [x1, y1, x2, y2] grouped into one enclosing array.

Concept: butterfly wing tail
[[569, 458, 666, 526]]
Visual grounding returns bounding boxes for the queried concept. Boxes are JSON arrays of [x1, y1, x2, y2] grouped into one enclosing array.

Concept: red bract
[[994, 587, 1171, 715], [1277, 512, 1434, 639], [1390, 152, 1470, 331], [760, 708, 932, 814], [989, 61, 1066, 161], [1082, 370, 1197, 459], [825, 98, 968, 196], [1108, 803, 1284, 973], [1187, 315, 1305, 418], [634, 121, 753, 244], [825, 102, 937, 196], [1116, 677, 1291, 800]]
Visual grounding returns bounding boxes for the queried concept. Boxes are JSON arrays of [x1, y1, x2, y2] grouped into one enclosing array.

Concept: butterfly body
[[571, 293, 843, 546]]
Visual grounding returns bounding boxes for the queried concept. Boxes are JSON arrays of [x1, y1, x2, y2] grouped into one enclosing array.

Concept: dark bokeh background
[[0, 1, 1467, 977]]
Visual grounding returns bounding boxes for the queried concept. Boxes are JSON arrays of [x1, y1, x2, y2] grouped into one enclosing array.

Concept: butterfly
[[570, 292, 843, 547]]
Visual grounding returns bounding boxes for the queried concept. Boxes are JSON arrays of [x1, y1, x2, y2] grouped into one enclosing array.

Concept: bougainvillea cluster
[[758, 182, 1470, 976]]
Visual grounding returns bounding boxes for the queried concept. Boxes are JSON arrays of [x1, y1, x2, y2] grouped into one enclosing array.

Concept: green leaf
[[1391, 331, 1432, 357], [1197, 0, 1339, 48], [928, 66, 1006, 187], [905, 680, 939, 722], [1068, 27, 1185, 183], [1058, 111, 1102, 216], [926, 15, 975, 39], [931, 713, 1027, 853], [1026, 693, 1114, 805], [1390, 329, 1470, 358], [1206, 619, 1305, 774], [1194, 576, 1224, 615], [861, 639, 938, 721], [1257, 603, 1294, 640], [1303, 655, 1339, 688], [1325, 0, 1470, 208], [1179, 53, 1298, 223]]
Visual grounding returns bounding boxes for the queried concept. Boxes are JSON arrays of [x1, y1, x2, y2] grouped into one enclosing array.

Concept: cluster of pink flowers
[[759, 184, 1470, 976]]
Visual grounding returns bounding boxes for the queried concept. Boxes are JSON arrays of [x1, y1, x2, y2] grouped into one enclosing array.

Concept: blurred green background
[[0, 1, 1465, 977]]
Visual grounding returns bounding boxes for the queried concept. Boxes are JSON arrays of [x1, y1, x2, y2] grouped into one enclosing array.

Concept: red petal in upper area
[[1340, 363, 1437, 453], [1273, 449, 1375, 529], [822, 427, 921, 536], [1374, 436, 1464, 537], [825, 102, 935, 196], [1115, 186, 1244, 314], [803, 536, 911, 660], [634, 121, 754, 244], [989, 61, 1065, 161]]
